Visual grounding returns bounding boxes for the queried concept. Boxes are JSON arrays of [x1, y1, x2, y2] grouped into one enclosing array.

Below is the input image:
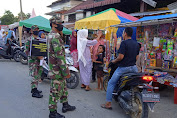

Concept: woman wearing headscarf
[[70, 30, 79, 68], [38, 31, 47, 42], [78, 29, 100, 91]]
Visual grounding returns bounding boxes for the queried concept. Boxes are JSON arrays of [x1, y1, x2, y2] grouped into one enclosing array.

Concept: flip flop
[[101, 104, 112, 110], [81, 86, 86, 89], [85, 88, 91, 91]]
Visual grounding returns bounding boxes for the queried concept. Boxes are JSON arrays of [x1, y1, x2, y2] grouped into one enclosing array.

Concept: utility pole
[[19, 0, 23, 47], [20, 0, 23, 20]]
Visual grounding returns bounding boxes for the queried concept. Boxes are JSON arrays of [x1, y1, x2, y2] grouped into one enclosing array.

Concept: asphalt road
[[0, 60, 177, 118]]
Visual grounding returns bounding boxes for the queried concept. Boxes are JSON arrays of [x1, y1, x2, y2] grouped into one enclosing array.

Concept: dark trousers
[[92, 62, 96, 81]]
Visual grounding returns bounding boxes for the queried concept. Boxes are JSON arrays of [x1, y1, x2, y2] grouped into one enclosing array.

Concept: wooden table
[[146, 67, 177, 104]]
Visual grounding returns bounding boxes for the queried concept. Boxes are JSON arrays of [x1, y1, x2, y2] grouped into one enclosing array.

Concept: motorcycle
[[103, 62, 160, 118], [115, 73, 160, 118], [0, 40, 23, 62], [41, 48, 79, 89], [19, 50, 28, 65]]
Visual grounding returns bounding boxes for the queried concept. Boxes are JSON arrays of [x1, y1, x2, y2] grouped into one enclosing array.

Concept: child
[[94, 45, 105, 91]]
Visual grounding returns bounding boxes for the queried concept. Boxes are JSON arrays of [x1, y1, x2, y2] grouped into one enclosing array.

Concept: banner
[[31, 40, 47, 57]]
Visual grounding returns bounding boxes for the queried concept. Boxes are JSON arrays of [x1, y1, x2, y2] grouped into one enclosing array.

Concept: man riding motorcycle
[[101, 27, 140, 109]]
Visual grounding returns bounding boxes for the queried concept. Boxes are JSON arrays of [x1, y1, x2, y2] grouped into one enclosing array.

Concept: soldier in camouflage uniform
[[25, 25, 43, 98], [48, 16, 76, 118]]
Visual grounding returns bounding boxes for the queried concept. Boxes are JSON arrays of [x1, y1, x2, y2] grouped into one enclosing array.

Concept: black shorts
[[96, 70, 103, 78]]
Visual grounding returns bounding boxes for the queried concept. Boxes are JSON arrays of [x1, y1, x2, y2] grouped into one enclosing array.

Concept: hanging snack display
[[136, 22, 177, 87]]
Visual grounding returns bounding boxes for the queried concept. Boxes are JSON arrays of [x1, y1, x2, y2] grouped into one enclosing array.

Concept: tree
[[0, 10, 31, 25], [17, 12, 31, 20], [0, 10, 16, 25], [26, 13, 31, 19]]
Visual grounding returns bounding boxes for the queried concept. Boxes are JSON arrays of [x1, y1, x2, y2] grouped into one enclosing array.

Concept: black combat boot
[[49, 110, 65, 118], [31, 89, 42, 93], [62, 102, 76, 113], [31, 88, 43, 98]]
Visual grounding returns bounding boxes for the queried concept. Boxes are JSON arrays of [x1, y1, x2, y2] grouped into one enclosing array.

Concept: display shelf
[[146, 67, 177, 104]]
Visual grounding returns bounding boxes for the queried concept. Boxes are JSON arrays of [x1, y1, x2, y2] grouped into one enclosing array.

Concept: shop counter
[[146, 67, 177, 104]]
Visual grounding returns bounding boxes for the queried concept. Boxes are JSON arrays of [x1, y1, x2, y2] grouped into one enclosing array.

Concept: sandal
[[85, 88, 91, 91], [101, 104, 112, 110], [81, 84, 86, 89], [81, 86, 86, 89]]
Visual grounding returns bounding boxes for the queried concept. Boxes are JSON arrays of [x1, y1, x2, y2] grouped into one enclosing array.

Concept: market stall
[[75, 8, 138, 61], [18, 16, 72, 46], [111, 13, 177, 104]]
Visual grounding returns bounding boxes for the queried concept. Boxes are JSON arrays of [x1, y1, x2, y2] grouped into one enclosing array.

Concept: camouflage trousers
[[28, 58, 43, 89], [49, 78, 68, 112]]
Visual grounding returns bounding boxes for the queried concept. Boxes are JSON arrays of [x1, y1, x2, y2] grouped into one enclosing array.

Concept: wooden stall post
[[18, 26, 23, 47], [174, 87, 177, 104]]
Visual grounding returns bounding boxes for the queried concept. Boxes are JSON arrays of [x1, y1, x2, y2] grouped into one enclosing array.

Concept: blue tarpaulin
[[137, 13, 177, 22], [116, 16, 137, 41]]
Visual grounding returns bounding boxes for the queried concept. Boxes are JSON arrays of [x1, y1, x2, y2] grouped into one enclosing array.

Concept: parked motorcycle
[[0, 41, 23, 62], [113, 73, 160, 118], [19, 50, 28, 65], [41, 48, 79, 89]]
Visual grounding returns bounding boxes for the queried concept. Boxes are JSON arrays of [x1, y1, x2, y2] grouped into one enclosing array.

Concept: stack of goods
[[154, 71, 177, 87], [136, 23, 177, 71]]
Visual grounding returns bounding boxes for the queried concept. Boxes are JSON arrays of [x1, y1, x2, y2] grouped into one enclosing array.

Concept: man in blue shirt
[[101, 27, 140, 109]]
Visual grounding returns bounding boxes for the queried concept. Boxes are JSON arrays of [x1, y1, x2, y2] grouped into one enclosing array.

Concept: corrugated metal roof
[[168, 1, 177, 10], [47, 0, 62, 7], [129, 10, 172, 17], [65, 0, 121, 14]]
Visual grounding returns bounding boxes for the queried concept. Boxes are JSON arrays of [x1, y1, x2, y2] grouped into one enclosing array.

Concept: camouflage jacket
[[48, 30, 70, 79]]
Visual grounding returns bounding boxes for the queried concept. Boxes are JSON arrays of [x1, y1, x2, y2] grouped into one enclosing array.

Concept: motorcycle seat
[[121, 72, 143, 78]]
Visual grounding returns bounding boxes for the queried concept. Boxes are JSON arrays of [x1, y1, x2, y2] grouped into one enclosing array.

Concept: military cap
[[31, 25, 39, 30], [50, 16, 64, 24]]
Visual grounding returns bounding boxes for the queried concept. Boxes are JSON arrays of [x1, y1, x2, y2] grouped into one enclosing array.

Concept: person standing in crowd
[[5, 29, 16, 44], [38, 31, 47, 42], [91, 30, 106, 83], [93, 45, 105, 91], [0, 29, 7, 42], [136, 42, 144, 72], [70, 30, 79, 68], [25, 25, 43, 98], [78, 29, 100, 91], [101, 27, 140, 109], [39, 31, 46, 39], [48, 16, 76, 118]]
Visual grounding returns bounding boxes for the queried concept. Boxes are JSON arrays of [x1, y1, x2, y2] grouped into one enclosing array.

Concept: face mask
[[55, 24, 63, 31], [33, 31, 39, 35]]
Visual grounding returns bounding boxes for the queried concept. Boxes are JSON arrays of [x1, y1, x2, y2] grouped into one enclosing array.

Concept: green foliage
[[0, 10, 16, 25], [17, 12, 31, 20], [0, 10, 31, 25]]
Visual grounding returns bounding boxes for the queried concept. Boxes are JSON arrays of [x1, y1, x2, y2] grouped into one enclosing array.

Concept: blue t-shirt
[[118, 39, 140, 67]]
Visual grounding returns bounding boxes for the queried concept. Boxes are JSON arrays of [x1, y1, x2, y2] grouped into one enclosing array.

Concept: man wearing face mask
[[47, 16, 76, 118], [25, 25, 43, 98]]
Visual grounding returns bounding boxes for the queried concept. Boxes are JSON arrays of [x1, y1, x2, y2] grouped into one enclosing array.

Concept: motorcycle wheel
[[20, 55, 28, 65], [66, 71, 79, 89], [103, 74, 109, 91], [130, 92, 148, 118], [13, 53, 20, 62]]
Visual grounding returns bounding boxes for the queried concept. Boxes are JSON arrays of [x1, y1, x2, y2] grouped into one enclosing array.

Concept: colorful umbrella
[[75, 8, 138, 30]]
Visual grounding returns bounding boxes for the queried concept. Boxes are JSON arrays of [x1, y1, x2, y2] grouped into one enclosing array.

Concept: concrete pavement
[[0, 60, 177, 118]]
